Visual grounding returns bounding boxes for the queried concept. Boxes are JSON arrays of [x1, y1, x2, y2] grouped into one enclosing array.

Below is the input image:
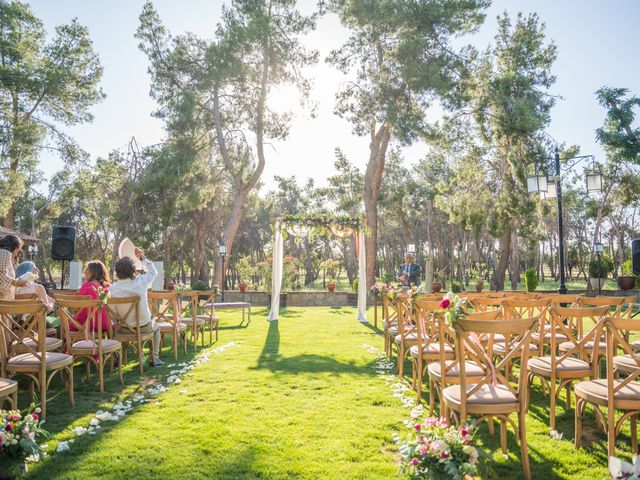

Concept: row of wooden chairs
[[0, 289, 219, 419], [381, 291, 639, 479]]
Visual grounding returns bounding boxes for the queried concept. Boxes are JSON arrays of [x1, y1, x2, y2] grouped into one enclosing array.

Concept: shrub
[[352, 278, 359, 293], [191, 280, 208, 291], [236, 255, 256, 284], [524, 269, 538, 292], [588, 255, 614, 278], [451, 280, 462, 293]]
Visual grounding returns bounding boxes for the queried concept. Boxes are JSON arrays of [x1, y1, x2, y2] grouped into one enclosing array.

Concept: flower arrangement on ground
[[400, 417, 480, 479], [1, 406, 48, 466], [370, 282, 390, 299], [439, 292, 466, 325]]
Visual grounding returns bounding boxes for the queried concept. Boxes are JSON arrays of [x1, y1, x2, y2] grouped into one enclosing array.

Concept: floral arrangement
[[610, 455, 640, 479], [1, 407, 48, 464], [400, 417, 480, 479], [370, 283, 390, 299], [439, 292, 466, 325], [92, 285, 110, 305]]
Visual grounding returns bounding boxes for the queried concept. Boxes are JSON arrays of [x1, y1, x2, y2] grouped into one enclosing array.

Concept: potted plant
[[588, 255, 614, 291], [618, 259, 637, 291], [320, 259, 340, 292], [432, 268, 446, 293], [470, 262, 487, 292], [236, 255, 255, 293], [524, 268, 539, 292]]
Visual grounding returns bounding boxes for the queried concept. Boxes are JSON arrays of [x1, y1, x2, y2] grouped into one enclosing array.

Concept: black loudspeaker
[[633, 238, 640, 275], [51, 226, 76, 261]]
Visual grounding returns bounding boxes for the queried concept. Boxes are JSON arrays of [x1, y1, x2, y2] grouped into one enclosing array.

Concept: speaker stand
[[60, 259, 66, 290]]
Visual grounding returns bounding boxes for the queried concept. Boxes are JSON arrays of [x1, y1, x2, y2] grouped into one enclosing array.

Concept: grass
[[1, 306, 633, 479]]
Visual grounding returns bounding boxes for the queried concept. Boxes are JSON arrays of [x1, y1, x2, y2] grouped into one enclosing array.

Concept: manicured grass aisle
[[6, 307, 625, 479]]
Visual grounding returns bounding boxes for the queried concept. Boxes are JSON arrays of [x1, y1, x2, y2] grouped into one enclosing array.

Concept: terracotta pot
[[166, 282, 177, 291], [327, 283, 337, 292], [475, 282, 484, 293], [617, 276, 636, 291], [432, 281, 442, 293], [239, 282, 248, 292]]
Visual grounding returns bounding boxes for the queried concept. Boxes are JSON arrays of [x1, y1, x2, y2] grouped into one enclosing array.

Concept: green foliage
[[320, 259, 341, 283], [191, 280, 208, 291], [524, 269, 539, 292], [588, 255, 614, 278], [595, 87, 640, 163], [623, 259, 634, 276], [470, 262, 488, 283], [451, 281, 463, 293], [352, 278, 359, 293], [0, 0, 104, 218], [236, 256, 255, 284]]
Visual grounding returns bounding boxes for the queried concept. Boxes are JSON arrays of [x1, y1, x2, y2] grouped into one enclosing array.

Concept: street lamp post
[[527, 147, 601, 294], [219, 244, 227, 302], [593, 242, 604, 295]]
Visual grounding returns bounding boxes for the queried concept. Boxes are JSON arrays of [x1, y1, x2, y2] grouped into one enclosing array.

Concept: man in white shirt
[[110, 248, 163, 366]]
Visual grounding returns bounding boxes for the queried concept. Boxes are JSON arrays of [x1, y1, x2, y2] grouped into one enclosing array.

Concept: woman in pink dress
[[74, 260, 111, 333]]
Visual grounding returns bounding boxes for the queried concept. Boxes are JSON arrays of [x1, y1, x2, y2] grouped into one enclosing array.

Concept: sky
[[26, 0, 640, 193]]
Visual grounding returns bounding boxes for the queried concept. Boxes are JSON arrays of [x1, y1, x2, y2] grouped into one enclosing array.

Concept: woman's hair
[[115, 257, 136, 280], [15, 261, 35, 279], [85, 260, 111, 286], [0, 234, 23, 253]]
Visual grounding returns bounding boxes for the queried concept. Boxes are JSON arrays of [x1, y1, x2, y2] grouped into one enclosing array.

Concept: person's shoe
[[148, 357, 164, 367]]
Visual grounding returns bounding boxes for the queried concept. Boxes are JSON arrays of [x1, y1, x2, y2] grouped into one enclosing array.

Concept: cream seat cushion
[[8, 352, 73, 371], [443, 384, 518, 407], [527, 356, 591, 376], [428, 360, 484, 379]]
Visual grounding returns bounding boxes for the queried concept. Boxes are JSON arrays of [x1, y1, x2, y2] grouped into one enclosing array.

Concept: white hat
[[118, 238, 143, 270]]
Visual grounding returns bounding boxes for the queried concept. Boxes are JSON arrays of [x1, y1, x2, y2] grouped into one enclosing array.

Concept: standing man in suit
[[397, 253, 421, 287]]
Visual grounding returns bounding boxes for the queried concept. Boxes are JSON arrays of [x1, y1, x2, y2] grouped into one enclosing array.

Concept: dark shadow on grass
[[361, 322, 383, 335], [254, 353, 381, 376]]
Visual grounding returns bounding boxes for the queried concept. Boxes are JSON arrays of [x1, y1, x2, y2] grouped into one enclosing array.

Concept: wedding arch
[[267, 214, 368, 323]]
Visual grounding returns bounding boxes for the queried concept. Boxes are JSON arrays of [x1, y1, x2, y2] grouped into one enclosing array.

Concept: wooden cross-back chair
[[503, 298, 552, 357], [58, 297, 122, 393], [579, 295, 626, 315], [177, 290, 218, 350], [467, 296, 507, 314], [544, 294, 583, 308], [557, 302, 618, 360], [408, 299, 454, 404], [0, 302, 74, 419], [148, 290, 187, 360], [105, 296, 155, 374], [393, 295, 416, 378], [526, 305, 609, 430], [382, 294, 399, 356], [0, 299, 62, 351], [426, 310, 497, 417], [443, 316, 538, 480], [575, 316, 640, 457], [14, 293, 38, 300]]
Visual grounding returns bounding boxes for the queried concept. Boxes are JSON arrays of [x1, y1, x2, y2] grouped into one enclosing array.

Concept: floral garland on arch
[[278, 214, 363, 241]]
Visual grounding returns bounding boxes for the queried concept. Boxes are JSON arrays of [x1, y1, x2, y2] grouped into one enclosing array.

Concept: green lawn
[[1, 307, 631, 479]]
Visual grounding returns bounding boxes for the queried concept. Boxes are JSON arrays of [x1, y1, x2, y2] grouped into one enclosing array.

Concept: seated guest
[[396, 253, 421, 287], [75, 260, 111, 333], [0, 234, 27, 300], [15, 261, 55, 312], [109, 248, 162, 366]]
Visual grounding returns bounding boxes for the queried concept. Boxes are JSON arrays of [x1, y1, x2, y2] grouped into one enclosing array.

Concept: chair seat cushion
[[558, 340, 606, 352], [613, 354, 640, 373], [157, 322, 187, 332], [387, 325, 399, 335], [632, 340, 640, 352], [12, 337, 63, 352], [492, 342, 536, 355], [195, 314, 219, 322], [443, 384, 518, 407], [207, 302, 251, 309], [527, 356, 591, 376], [531, 331, 568, 343], [575, 379, 640, 408], [409, 343, 454, 357], [114, 331, 154, 341], [395, 333, 419, 344], [71, 339, 121, 353], [428, 360, 484, 379], [0, 377, 18, 395], [8, 352, 73, 370]]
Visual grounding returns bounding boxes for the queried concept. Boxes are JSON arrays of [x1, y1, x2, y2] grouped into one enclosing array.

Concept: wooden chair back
[[454, 316, 538, 419], [56, 297, 106, 347], [468, 296, 506, 314], [412, 298, 444, 346], [548, 306, 610, 369], [604, 317, 640, 396], [544, 294, 583, 307], [148, 290, 180, 324], [14, 293, 38, 300], [580, 296, 626, 316], [0, 302, 48, 377], [105, 296, 141, 335]]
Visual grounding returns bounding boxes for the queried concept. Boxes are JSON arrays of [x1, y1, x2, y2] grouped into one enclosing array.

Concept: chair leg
[[632, 416, 638, 455], [118, 350, 124, 385], [11, 390, 17, 410], [500, 418, 508, 454], [550, 378, 556, 430], [40, 374, 47, 421], [98, 356, 104, 393], [575, 398, 582, 448], [565, 382, 572, 411], [138, 342, 144, 374], [85, 360, 91, 383], [172, 333, 178, 360], [519, 410, 532, 480], [68, 365, 75, 408]]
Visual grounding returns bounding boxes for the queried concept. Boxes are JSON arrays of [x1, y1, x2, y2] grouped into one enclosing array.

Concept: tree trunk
[[491, 228, 511, 291], [364, 124, 390, 286]]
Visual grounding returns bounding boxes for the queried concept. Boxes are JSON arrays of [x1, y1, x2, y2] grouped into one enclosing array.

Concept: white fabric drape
[[268, 222, 284, 321], [357, 228, 368, 323]]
